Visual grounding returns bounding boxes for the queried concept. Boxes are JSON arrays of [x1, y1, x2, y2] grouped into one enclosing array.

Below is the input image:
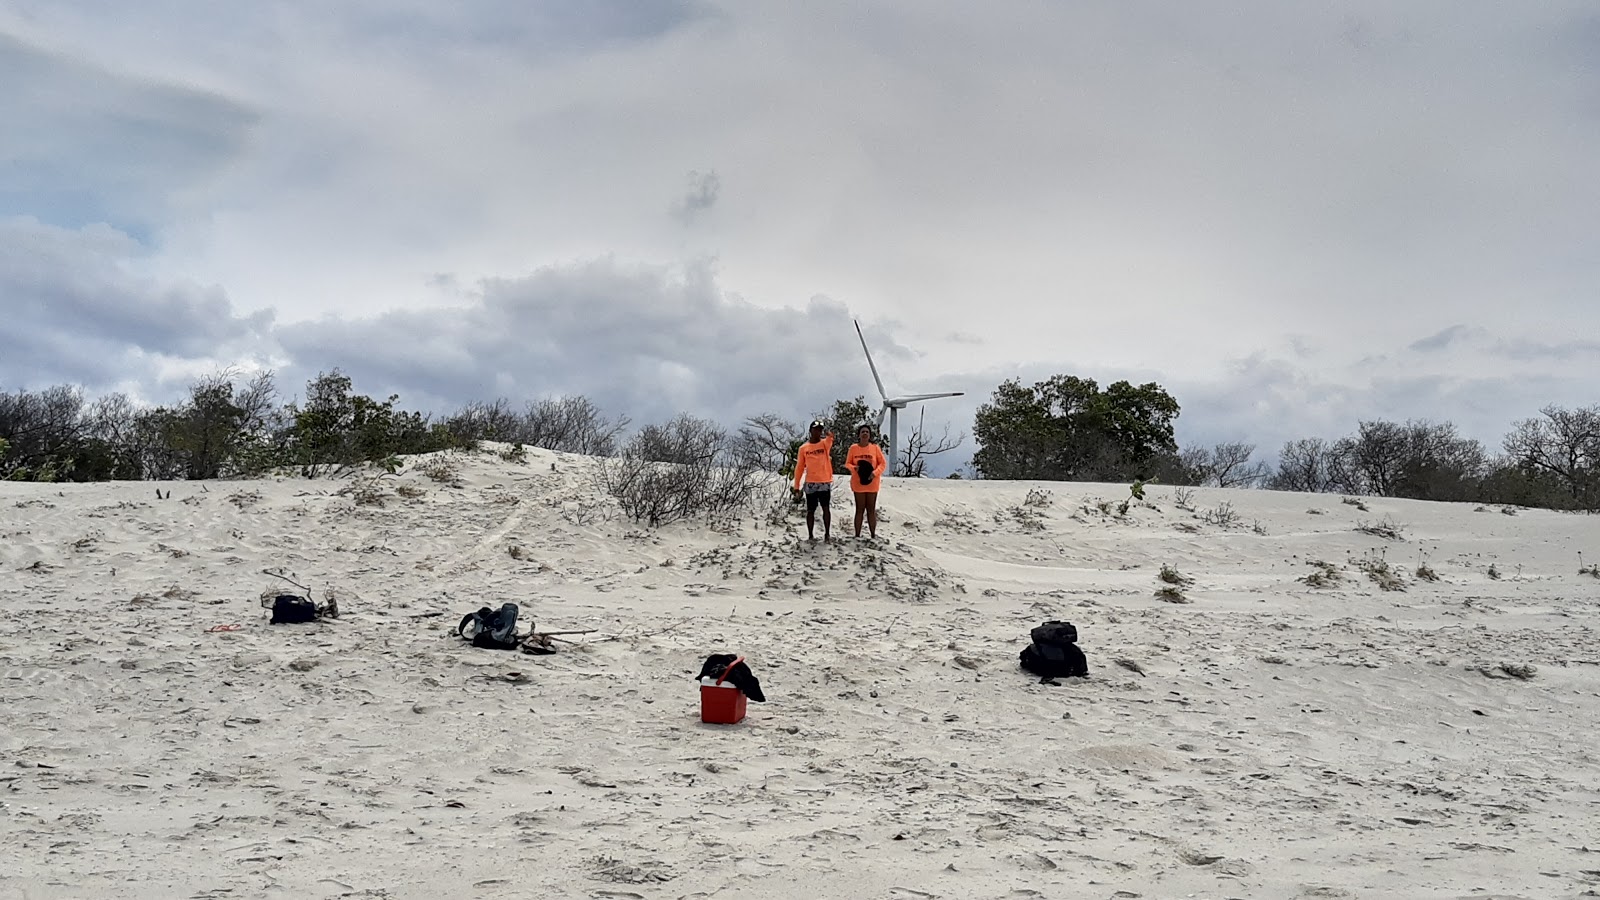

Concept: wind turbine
[[853, 319, 963, 477]]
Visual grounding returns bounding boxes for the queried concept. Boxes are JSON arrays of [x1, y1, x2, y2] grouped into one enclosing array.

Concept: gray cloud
[[274, 259, 891, 427], [0, 219, 274, 392], [0, 32, 257, 235], [671, 170, 721, 224]]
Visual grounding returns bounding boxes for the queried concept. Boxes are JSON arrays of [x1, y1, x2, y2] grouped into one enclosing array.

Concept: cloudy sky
[[3, 1, 1597, 472]]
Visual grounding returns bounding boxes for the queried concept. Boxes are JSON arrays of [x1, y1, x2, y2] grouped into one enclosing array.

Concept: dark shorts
[[805, 489, 832, 513]]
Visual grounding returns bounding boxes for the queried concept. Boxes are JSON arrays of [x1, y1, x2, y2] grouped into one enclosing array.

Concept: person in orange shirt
[[791, 420, 835, 541], [846, 425, 888, 538]]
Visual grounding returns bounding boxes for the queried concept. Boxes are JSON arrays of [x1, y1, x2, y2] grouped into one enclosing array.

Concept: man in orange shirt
[[846, 425, 888, 538], [792, 420, 835, 541]]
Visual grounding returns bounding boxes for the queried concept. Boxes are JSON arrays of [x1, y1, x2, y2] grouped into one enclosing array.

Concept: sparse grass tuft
[[395, 483, 425, 499], [1470, 662, 1536, 680], [507, 544, 526, 560], [1155, 585, 1190, 604], [498, 443, 529, 464], [1487, 564, 1502, 580], [1355, 551, 1406, 591], [1159, 563, 1194, 586], [1299, 559, 1342, 588], [1251, 520, 1268, 536], [1500, 506, 1519, 517], [1415, 563, 1439, 582], [341, 476, 387, 507], [1342, 496, 1370, 512]]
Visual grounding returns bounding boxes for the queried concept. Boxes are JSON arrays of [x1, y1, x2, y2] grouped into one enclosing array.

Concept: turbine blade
[[854, 318, 888, 400], [891, 392, 964, 403]]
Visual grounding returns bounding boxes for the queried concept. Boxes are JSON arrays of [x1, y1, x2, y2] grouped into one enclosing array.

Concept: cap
[[810, 419, 826, 429]]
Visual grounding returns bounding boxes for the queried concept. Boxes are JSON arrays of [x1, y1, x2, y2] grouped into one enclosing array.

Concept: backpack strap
[[716, 656, 746, 686], [456, 613, 479, 637]]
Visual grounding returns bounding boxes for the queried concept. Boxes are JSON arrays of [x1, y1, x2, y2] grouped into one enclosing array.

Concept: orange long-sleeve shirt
[[793, 434, 835, 490], [846, 443, 887, 493]]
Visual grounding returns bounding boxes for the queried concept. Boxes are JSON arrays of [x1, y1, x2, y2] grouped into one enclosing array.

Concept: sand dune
[[3, 446, 1598, 899]]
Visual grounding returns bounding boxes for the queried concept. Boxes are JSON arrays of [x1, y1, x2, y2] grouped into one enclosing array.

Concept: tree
[[445, 398, 521, 444], [972, 376, 1180, 481], [896, 407, 965, 477], [0, 385, 89, 481], [814, 396, 874, 474], [734, 413, 799, 475], [519, 396, 628, 456], [153, 371, 282, 480], [1269, 438, 1341, 492], [1503, 405, 1600, 509], [1184, 442, 1269, 488], [285, 370, 454, 475]]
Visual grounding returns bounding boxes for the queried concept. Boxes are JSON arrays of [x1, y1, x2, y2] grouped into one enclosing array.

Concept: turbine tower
[[853, 319, 963, 477]]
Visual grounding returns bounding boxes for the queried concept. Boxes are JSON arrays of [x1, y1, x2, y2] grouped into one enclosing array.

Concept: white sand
[[3, 447, 1598, 899]]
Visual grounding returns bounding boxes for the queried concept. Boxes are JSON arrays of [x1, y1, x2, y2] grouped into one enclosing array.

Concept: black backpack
[[268, 594, 318, 624], [1020, 620, 1088, 678], [458, 603, 521, 650]]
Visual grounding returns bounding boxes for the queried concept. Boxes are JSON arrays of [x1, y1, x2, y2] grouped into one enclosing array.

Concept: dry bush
[[498, 443, 529, 464], [1355, 516, 1406, 540], [1299, 560, 1342, 588], [395, 483, 425, 499], [1487, 563, 1502, 580], [1173, 487, 1196, 512], [1415, 563, 1440, 582], [507, 544, 526, 560], [1342, 496, 1370, 512], [933, 508, 980, 532], [596, 415, 765, 527], [1251, 520, 1268, 535], [414, 455, 462, 485], [1023, 487, 1053, 508], [1159, 564, 1193, 586], [1202, 502, 1240, 528], [340, 476, 387, 507], [227, 490, 263, 509]]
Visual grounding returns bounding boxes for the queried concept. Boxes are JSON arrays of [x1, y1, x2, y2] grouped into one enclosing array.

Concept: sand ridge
[[3, 446, 1599, 899]]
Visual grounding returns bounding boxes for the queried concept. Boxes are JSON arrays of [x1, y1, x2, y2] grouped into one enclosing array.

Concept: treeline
[[971, 375, 1599, 512], [0, 371, 611, 483], [0, 372, 960, 487], [5, 369, 1593, 514]]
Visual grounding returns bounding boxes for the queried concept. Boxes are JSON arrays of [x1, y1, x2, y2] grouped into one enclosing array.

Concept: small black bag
[[269, 594, 317, 625], [856, 458, 875, 486], [1020, 619, 1088, 678]]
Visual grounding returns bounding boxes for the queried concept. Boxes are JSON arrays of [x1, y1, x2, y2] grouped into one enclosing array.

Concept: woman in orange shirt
[[846, 425, 888, 538]]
